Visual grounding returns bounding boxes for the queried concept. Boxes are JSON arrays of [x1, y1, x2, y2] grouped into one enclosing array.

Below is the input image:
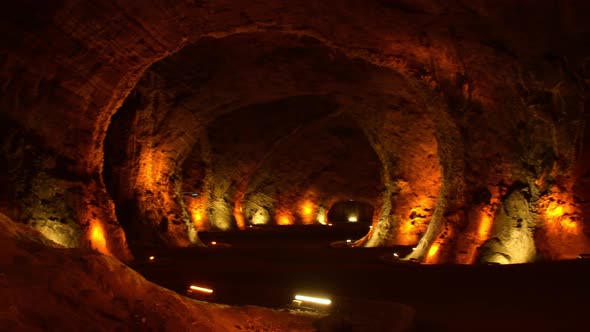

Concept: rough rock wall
[[104, 33, 438, 247], [0, 212, 317, 331], [240, 109, 383, 227], [195, 96, 343, 230], [1, 0, 590, 262]]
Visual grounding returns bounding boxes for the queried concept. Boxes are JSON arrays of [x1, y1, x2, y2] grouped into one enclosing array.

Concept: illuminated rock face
[[480, 191, 536, 264], [1, 0, 590, 262], [0, 213, 316, 331]]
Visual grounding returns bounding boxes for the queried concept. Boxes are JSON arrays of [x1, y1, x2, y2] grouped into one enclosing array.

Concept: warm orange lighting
[[347, 216, 358, 222], [188, 197, 209, 231], [277, 214, 293, 225], [543, 197, 579, 234], [298, 200, 315, 225], [561, 218, 578, 230], [425, 242, 440, 264], [89, 221, 111, 256], [301, 201, 313, 216], [149, 256, 155, 261], [233, 202, 246, 230], [194, 211, 203, 222], [189, 285, 213, 294], [546, 204, 565, 219], [477, 213, 493, 238], [396, 194, 439, 246], [537, 186, 590, 260], [137, 149, 168, 188], [211, 241, 217, 246], [316, 206, 327, 225]]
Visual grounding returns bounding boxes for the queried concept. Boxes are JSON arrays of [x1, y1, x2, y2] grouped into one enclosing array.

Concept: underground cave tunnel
[[2, 1, 590, 331], [102, 31, 439, 252]]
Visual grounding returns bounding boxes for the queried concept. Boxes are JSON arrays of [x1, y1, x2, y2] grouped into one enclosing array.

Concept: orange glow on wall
[[477, 212, 493, 238], [189, 285, 214, 294], [299, 200, 315, 225], [277, 214, 293, 225], [193, 210, 203, 222], [396, 193, 439, 245], [561, 218, 578, 230], [538, 186, 590, 259], [187, 197, 209, 231], [233, 210, 246, 229], [89, 221, 111, 256], [191, 208, 205, 230], [544, 199, 577, 233], [232, 191, 246, 230], [301, 201, 313, 216], [424, 242, 440, 264], [233, 204, 246, 230], [137, 149, 168, 188], [546, 204, 564, 219]]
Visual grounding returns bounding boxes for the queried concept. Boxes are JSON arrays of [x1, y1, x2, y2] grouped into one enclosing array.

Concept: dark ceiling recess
[[328, 200, 373, 223]]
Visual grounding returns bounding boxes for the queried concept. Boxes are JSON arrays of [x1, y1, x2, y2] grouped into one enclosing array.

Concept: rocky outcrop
[[480, 190, 536, 264], [0, 212, 317, 331]]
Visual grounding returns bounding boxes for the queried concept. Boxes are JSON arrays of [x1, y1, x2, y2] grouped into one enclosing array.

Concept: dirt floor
[[131, 224, 590, 332]]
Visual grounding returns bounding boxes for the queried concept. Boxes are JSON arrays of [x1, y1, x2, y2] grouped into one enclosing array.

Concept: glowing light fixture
[[369, 225, 373, 229], [294, 295, 331, 305], [346, 239, 352, 243], [149, 256, 155, 261], [189, 285, 213, 294], [393, 253, 399, 258], [211, 241, 217, 246], [328, 223, 333, 227], [412, 247, 416, 251], [348, 216, 358, 222]]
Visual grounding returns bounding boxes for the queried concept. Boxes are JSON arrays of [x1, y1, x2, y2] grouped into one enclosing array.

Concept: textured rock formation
[[104, 33, 435, 246], [1, 0, 590, 263], [0, 213, 317, 331], [480, 190, 536, 264]]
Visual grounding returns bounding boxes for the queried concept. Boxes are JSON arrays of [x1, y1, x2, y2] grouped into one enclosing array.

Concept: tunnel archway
[[103, 32, 441, 250]]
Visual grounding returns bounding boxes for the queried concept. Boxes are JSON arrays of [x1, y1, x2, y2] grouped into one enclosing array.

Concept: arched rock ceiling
[[1, 0, 589, 262], [104, 32, 439, 246]]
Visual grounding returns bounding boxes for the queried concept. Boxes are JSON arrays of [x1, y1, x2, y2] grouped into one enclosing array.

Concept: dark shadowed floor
[[131, 225, 590, 332]]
